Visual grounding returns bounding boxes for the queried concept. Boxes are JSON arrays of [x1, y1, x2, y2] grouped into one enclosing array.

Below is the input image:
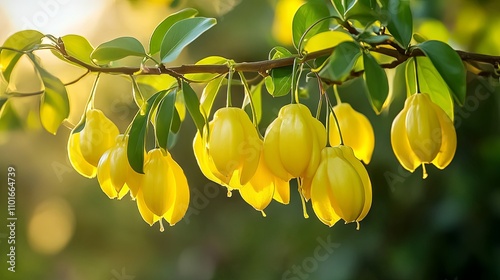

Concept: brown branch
[[47, 26, 500, 83]]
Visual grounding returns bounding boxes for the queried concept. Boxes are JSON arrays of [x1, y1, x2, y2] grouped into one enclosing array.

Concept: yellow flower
[[329, 103, 375, 164], [263, 103, 326, 182], [68, 109, 119, 178], [97, 135, 144, 199], [239, 150, 290, 215], [142, 148, 190, 228], [204, 107, 262, 188], [391, 93, 456, 178], [310, 145, 372, 228]]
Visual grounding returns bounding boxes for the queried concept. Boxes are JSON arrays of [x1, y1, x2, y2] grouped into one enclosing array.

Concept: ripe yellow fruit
[[263, 103, 326, 182], [68, 109, 119, 178], [205, 107, 262, 188], [97, 135, 144, 199], [239, 150, 290, 214], [391, 93, 457, 178], [329, 103, 375, 164], [142, 148, 190, 226], [310, 145, 372, 228]]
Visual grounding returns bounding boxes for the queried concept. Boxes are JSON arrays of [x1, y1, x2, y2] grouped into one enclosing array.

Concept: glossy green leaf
[[182, 82, 205, 135], [331, 0, 358, 18], [292, 1, 331, 50], [266, 47, 293, 97], [149, 8, 198, 55], [408, 57, 454, 121], [0, 30, 44, 81], [170, 107, 181, 134], [361, 34, 392, 45], [127, 90, 166, 174], [91, 37, 146, 65], [160, 17, 217, 63], [384, 0, 413, 48], [416, 40, 466, 105], [319, 41, 361, 82], [200, 74, 226, 117], [332, 0, 346, 17], [184, 56, 228, 82], [34, 61, 70, 135], [363, 52, 389, 114], [304, 31, 353, 53], [0, 99, 23, 131], [268, 67, 293, 97], [55, 35, 94, 66], [155, 90, 177, 151], [345, 0, 380, 26], [249, 82, 263, 124]]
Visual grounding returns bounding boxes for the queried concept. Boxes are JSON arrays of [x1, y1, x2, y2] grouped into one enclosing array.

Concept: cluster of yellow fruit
[[68, 109, 189, 231], [193, 103, 372, 229], [66, 91, 457, 230]]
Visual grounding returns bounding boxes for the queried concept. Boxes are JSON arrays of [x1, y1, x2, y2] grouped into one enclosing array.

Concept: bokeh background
[[1, 0, 500, 279]]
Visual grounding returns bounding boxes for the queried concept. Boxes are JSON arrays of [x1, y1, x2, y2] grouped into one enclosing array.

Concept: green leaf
[[155, 90, 176, 151], [408, 57, 454, 121], [345, 0, 381, 26], [249, 82, 263, 124], [200, 74, 226, 117], [54, 35, 94, 66], [91, 37, 146, 65], [149, 8, 198, 55], [416, 40, 466, 106], [331, 0, 358, 18], [33, 61, 70, 135], [266, 47, 293, 97], [0, 99, 23, 131], [127, 90, 166, 174], [0, 30, 44, 81], [384, 0, 413, 48], [292, 1, 331, 50], [331, 0, 346, 18], [268, 67, 293, 97], [319, 41, 361, 82], [360, 34, 392, 45], [166, 108, 182, 149], [182, 82, 206, 135], [363, 52, 389, 114], [184, 56, 228, 82], [160, 17, 217, 63]]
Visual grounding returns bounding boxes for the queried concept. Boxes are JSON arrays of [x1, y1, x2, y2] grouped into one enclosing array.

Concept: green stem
[[414, 57, 421, 93], [239, 72, 259, 127], [88, 73, 101, 110], [226, 68, 234, 107], [326, 93, 344, 145]]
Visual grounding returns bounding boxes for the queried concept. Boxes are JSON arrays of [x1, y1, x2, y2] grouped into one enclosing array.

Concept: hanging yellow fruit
[[329, 103, 375, 164], [68, 109, 119, 178], [263, 103, 326, 182], [310, 145, 372, 228], [97, 135, 144, 199], [142, 148, 190, 228], [391, 93, 457, 178]]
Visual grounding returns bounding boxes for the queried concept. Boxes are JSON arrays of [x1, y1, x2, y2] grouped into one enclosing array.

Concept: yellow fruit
[[68, 109, 119, 178], [142, 148, 190, 226], [97, 135, 144, 199], [239, 149, 290, 214], [391, 93, 457, 178], [329, 103, 375, 164], [205, 107, 262, 187], [263, 103, 326, 182], [310, 145, 372, 228]]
